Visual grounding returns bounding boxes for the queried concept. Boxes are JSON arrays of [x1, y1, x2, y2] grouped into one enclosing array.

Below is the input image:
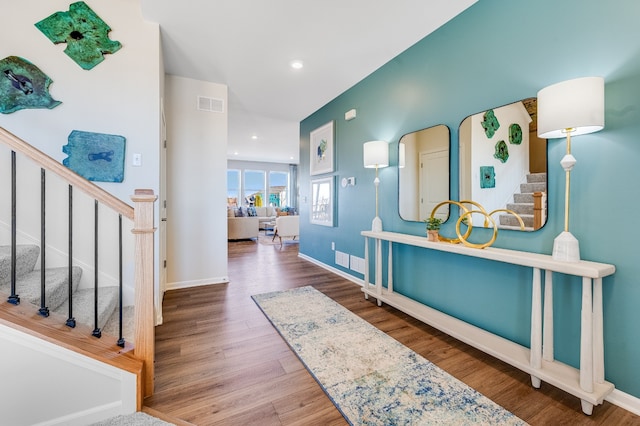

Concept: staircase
[[1, 126, 158, 413], [500, 172, 547, 230], [0, 244, 120, 332]]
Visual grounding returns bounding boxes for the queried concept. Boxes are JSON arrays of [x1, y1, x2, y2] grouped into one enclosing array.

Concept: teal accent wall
[[299, 0, 640, 399]]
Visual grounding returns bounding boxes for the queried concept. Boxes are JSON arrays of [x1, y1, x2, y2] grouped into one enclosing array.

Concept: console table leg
[[375, 238, 383, 306], [387, 241, 393, 294], [363, 237, 369, 300], [531, 375, 541, 389], [530, 268, 542, 371], [580, 277, 594, 393], [543, 270, 554, 362], [593, 278, 604, 384], [581, 399, 594, 416]]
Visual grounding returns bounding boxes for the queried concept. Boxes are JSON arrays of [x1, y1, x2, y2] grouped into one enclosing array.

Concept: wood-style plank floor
[[144, 235, 639, 425]]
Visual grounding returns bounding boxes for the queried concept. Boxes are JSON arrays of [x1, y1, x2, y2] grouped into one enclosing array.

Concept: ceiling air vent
[[197, 96, 225, 113]]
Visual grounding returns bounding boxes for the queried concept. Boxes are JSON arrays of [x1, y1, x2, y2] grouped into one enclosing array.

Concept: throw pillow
[[247, 207, 257, 217], [235, 207, 245, 217]]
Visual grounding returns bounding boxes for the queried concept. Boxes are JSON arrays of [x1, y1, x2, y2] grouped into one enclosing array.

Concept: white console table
[[361, 230, 615, 415]]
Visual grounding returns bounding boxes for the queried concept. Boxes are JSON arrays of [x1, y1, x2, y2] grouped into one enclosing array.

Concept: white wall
[[469, 101, 531, 213], [0, 1, 162, 309], [165, 75, 228, 289], [0, 324, 136, 425]]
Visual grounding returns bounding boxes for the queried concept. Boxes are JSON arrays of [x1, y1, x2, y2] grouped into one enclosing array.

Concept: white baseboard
[[298, 253, 364, 287], [607, 389, 640, 416], [297, 253, 640, 417], [165, 276, 229, 291]]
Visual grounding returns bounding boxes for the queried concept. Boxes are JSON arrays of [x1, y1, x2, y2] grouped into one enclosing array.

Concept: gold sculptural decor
[[429, 200, 524, 249]]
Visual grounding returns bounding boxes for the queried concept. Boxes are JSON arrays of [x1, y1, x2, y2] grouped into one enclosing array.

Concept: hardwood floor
[[144, 236, 639, 425]]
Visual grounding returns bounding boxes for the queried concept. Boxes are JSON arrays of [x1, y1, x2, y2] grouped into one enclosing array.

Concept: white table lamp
[[537, 76, 604, 262], [363, 140, 389, 232]]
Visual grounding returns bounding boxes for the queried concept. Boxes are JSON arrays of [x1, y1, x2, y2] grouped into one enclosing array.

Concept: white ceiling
[[140, 0, 477, 164]]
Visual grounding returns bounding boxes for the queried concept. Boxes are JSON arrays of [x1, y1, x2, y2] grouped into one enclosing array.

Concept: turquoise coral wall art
[[509, 123, 522, 144], [481, 109, 500, 138], [0, 56, 61, 114], [493, 140, 509, 163], [480, 166, 496, 189], [35, 1, 122, 70], [63, 130, 126, 182]]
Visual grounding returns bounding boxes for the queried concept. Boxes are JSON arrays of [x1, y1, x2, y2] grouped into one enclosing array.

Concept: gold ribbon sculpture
[[429, 200, 525, 249]]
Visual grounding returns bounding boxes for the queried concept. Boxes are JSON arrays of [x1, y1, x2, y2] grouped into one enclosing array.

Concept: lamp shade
[[363, 140, 389, 168], [537, 76, 605, 139]]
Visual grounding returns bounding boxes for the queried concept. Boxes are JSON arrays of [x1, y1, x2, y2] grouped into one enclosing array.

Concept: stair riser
[[506, 203, 534, 215], [527, 173, 547, 183], [500, 214, 534, 227], [520, 182, 547, 193], [0, 245, 40, 285]]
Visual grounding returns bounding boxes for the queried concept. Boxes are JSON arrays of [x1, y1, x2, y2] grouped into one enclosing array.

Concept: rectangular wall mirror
[[398, 125, 450, 222], [459, 98, 547, 231]]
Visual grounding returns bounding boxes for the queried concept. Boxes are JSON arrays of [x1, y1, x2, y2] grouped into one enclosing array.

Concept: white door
[[419, 150, 449, 220]]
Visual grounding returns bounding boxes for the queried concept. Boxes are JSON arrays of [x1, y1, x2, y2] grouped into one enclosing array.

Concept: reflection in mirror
[[398, 125, 450, 222], [459, 98, 547, 231]]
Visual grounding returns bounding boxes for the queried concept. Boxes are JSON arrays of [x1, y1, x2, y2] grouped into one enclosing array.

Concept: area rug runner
[[252, 286, 527, 425]]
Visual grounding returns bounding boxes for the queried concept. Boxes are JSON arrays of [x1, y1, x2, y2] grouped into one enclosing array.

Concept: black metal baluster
[[38, 168, 49, 317], [66, 185, 76, 328], [117, 214, 125, 347], [92, 200, 101, 338], [8, 151, 19, 305]]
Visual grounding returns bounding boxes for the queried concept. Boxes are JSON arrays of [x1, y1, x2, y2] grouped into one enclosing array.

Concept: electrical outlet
[[132, 153, 142, 166], [331, 242, 335, 250]]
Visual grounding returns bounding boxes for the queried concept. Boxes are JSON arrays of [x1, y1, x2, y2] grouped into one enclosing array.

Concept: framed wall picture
[[310, 177, 334, 227], [309, 121, 334, 175]]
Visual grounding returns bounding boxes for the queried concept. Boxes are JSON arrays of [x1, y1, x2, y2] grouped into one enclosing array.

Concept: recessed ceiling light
[[251, 135, 258, 140], [290, 60, 304, 70], [234, 151, 239, 155]]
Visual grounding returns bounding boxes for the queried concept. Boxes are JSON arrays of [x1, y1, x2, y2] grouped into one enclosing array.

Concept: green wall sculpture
[[35, 1, 122, 70]]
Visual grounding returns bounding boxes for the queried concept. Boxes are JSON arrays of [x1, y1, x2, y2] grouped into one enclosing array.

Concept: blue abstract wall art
[[0, 56, 61, 114], [35, 1, 122, 70], [63, 130, 126, 182]]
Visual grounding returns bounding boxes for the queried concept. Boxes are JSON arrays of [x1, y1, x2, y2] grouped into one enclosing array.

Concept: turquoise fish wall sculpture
[[0, 56, 61, 114]]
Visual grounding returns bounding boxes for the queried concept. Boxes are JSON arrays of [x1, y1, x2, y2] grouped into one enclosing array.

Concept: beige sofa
[[227, 216, 259, 240], [253, 206, 277, 229]]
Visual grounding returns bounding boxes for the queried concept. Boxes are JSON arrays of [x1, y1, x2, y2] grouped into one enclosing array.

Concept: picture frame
[[309, 121, 334, 175], [310, 177, 334, 227]]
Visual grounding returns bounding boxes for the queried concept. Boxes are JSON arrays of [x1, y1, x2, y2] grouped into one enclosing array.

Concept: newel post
[[131, 189, 157, 399]]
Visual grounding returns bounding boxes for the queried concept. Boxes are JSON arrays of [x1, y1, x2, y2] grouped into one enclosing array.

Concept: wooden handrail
[[0, 127, 134, 220]]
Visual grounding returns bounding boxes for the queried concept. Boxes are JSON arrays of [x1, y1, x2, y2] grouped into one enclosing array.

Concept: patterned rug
[[252, 286, 528, 425]]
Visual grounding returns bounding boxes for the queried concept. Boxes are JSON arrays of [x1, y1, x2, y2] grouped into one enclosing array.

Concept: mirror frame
[[398, 124, 451, 223]]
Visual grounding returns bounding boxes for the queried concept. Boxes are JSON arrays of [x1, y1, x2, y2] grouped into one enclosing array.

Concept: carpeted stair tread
[[0, 244, 40, 284], [54, 286, 120, 330], [0, 266, 82, 311]]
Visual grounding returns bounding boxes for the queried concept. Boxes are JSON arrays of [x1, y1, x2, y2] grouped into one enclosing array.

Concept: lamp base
[[372, 216, 383, 232], [552, 231, 580, 262]]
